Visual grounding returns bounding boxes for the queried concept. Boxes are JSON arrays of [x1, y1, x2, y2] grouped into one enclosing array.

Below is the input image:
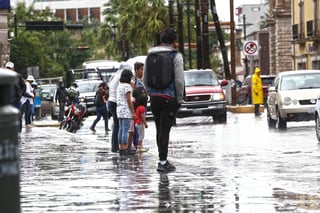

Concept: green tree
[[8, 2, 91, 79]]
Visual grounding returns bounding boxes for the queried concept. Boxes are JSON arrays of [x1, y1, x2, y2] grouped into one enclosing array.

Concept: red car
[[237, 75, 275, 105], [176, 69, 228, 123]]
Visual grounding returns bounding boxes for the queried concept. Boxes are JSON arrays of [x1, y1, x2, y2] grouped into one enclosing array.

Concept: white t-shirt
[[116, 82, 132, 119], [108, 72, 121, 103]]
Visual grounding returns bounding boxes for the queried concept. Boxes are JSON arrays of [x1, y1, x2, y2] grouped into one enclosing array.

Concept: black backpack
[[145, 50, 177, 90]]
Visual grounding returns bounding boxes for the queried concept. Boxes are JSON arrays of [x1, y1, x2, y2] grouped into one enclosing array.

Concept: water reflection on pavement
[[19, 113, 320, 212]]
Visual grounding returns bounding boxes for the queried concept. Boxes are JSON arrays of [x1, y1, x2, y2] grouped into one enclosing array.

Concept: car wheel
[[267, 107, 276, 128], [51, 114, 58, 120], [276, 109, 287, 129], [315, 116, 320, 142], [213, 112, 227, 123], [245, 95, 251, 105]]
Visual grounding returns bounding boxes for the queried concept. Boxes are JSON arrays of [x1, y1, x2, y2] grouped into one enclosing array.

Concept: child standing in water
[[134, 94, 148, 152], [117, 69, 136, 156]]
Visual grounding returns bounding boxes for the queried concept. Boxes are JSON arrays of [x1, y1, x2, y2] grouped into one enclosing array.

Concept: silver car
[[267, 70, 320, 129]]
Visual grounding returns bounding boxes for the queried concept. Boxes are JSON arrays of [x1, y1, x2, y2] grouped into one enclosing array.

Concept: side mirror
[[220, 79, 229, 87], [268, 86, 276, 92]]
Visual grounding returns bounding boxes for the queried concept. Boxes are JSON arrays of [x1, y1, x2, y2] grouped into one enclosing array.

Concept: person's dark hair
[[120, 69, 133, 83], [134, 62, 144, 72], [134, 93, 148, 109], [160, 28, 176, 44]]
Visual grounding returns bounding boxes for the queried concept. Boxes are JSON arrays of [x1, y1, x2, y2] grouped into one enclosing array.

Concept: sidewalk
[[33, 105, 264, 127]]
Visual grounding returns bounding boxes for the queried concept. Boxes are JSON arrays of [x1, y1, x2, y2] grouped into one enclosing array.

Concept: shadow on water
[[273, 187, 320, 212]]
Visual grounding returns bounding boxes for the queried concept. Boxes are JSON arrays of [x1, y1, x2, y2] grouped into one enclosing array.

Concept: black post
[[201, 0, 210, 69], [169, 0, 174, 28], [243, 15, 249, 77], [0, 70, 20, 213], [187, 0, 192, 69], [209, 0, 230, 79], [195, 0, 203, 69], [177, 0, 184, 60]]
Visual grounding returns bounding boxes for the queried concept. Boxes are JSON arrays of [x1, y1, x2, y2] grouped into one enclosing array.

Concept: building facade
[[33, 0, 106, 23], [292, 0, 320, 70]]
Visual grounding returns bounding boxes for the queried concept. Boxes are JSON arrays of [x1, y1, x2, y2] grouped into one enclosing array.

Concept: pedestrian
[[132, 62, 147, 149], [55, 80, 68, 122], [108, 62, 132, 153], [90, 82, 110, 134], [116, 69, 136, 156], [143, 28, 185, 172], [134, 94, 148, 152], [31, 82, 39, 121], [5, 61, 26, 132], [67, 82, 79, 105], [252, 67, 263, 117], [21, 75, 35, 128]]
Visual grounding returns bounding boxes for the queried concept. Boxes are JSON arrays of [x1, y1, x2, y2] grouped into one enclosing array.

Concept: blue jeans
[[108, 101, 119, 152], [118, 118, 131, 145], [91, 104, 109, 130], [23, 100, 32, 125]]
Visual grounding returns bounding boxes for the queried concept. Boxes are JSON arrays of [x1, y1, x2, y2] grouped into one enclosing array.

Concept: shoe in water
[[90, 127, 96, 132], [137, 147, 149, 152], [157, 161, 176, 172], [126, 149, 136, 155]]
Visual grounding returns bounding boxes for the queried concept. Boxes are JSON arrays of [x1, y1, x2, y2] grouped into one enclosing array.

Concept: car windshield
[[185, 72, 219, 87], [262, 77, 275, 85], [41, 85, 57, 95], [280, 73, 320, 90], [77, 81, 101, 93]]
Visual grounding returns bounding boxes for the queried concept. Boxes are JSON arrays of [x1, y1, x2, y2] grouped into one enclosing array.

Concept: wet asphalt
[[19, 111, 320, 213]]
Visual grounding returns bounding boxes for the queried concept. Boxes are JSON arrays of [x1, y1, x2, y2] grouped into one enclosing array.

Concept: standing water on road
[[19, 113, 320, 212]]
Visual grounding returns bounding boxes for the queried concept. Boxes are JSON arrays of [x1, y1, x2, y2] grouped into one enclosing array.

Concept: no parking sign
[[243, 40, 259, 56]]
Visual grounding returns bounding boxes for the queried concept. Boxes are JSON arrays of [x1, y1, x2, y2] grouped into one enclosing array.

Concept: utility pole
[[187, 0, 192, 69], [177, 0, 184, 58], [230, 0, 237, 106], [201, 0, 210, 68], [209, 0, 230, 79], [243, 14, 249, 77], [169, 0, 174, 29], [195, 0, 203, 69]]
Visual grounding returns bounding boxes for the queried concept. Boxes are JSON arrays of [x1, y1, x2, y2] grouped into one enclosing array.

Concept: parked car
[[267, 70, 320, 129], [76, 79, 103, 115], [176, 69, 228, 123], [315, 93, 320, 142], [237, 74, 275, 105], [40, 84, 59, 120]]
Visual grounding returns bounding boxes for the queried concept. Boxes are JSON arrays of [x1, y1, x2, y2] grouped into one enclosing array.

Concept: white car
[[267, 70, 320, 129], [315, 92, 320, 142]]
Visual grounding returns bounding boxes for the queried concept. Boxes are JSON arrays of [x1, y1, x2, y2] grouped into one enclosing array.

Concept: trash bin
[[0, 69, 20, 213]]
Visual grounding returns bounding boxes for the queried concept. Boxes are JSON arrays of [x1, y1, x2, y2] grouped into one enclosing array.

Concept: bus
[[67, 60, 120, 86]]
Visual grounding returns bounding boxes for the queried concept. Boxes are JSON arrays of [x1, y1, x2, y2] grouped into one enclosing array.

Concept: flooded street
[[19, 112, 320, 212]]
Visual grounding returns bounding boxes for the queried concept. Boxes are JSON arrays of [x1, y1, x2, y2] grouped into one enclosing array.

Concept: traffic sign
[[243, 40, 259, 56]]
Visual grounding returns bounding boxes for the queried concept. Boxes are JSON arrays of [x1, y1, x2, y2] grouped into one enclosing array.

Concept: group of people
[[96, 28, 184, 173], [93, 61, 149, 155], [9, 28, 185, 173], [7, 61, 38, 132]]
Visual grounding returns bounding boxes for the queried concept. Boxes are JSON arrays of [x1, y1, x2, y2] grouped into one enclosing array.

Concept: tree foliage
[[8, 2, 91, 79]]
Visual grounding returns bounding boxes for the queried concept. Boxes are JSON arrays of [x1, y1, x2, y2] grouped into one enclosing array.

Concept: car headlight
[[79, 97, 85, 102], [283, 97, 292, 105], [212, 93, 225, 101]]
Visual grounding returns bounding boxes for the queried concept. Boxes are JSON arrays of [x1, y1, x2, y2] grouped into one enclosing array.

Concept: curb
[[33, 123, 60, 128], [227, 105, 264, 113]]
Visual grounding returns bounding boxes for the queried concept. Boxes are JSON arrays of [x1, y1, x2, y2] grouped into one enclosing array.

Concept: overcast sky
[[216, 0, 266, 21]]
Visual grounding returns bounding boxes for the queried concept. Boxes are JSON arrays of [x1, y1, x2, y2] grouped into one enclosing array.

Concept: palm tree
[[99, 0, 169, 60]]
